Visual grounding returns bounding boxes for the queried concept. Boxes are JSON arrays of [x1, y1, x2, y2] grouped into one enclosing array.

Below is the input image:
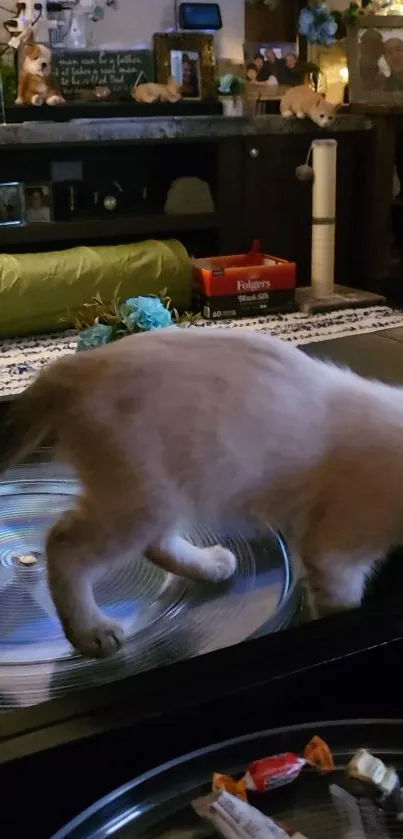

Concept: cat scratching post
[[311, 138, 337, 299], [297, 138, 385, 314]]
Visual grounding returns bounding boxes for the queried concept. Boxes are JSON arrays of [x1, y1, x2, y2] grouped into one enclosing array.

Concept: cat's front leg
[[145, 534, 236, 582]]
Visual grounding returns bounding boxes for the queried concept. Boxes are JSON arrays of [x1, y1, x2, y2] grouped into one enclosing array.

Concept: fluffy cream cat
[[0, 328, 399, 658]]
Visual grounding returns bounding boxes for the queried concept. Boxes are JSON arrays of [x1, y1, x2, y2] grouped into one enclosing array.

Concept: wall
[[90, 0, 245, 61], [0, 0, 245, 62]]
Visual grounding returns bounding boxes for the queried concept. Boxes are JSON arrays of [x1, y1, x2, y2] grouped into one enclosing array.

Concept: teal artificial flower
[[76, 322, 114, 352], [218, 73, 236, 95], [123, 295, 175, 332], [218, 73, 243, 96]]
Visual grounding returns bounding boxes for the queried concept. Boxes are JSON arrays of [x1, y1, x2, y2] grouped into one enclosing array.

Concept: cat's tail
[[0, 369, 62, 476]]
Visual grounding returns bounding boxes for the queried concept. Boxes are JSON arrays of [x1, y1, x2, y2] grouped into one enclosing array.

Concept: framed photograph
[[154, 32, 216, 100], [243, 42, 302, 86], [347, 15, 403, 105], [170, 49, 201, 99], [24, 183, 53, 224], [0, 182, 24, 227]]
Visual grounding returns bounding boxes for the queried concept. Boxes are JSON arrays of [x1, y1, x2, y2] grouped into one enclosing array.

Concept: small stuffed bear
[[133, 77, 181, 104], [16, 41, 64, 106], [280, 85, 337, 129]]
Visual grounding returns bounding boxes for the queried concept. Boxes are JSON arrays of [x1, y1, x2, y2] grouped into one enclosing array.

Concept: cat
[[1, 327, 400, 658], [280, 85, 338, 128]]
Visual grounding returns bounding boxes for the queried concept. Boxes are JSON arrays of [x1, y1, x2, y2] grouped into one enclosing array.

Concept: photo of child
[[24, 184, 53, 224]]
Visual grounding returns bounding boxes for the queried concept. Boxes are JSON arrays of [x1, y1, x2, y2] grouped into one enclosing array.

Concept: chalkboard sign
[[52, 49, 154, 99]]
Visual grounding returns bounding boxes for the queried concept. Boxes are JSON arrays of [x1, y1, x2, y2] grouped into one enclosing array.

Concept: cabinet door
[[243, 130, 372, 288], [216, 138, 244, 255], [243, 135, 313, 286]]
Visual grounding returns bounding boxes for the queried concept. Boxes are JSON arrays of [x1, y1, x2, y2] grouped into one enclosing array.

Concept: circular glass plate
[[0, 454, 300, 709], [51, 720, 403, 839]]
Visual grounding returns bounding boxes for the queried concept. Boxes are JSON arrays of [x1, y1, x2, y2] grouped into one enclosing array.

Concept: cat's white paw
[[69, 618, 125, 659], [199, 545, 237, 582], [46, 94, 64, 105], [31, 94, 44, 106]]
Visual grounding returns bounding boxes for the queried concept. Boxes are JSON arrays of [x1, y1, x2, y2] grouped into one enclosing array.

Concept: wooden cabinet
[[0, 124, 373, 288], [242, 127, 373, 287]]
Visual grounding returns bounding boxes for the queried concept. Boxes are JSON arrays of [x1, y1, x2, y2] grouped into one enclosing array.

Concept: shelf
[[0, 213, 220, 249], [4, 100, 223, 124]]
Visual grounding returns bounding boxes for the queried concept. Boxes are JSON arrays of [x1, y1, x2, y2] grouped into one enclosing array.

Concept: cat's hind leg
[[145, 534, 236, 582], [302, 547, 378, 618]]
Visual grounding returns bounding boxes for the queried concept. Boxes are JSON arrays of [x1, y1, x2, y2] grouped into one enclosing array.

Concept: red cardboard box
[[193, 248, 296, 320]]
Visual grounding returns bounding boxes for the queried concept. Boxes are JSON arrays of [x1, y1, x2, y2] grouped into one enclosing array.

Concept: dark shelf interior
[[0, 140, 223, 255], [0, 212, 220, 248]]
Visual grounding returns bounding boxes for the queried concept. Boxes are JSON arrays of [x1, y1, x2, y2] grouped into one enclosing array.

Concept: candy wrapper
[[213, 773, 248, 801], [213, 752, 307, 802], [192, 789, 308, 839], [347, 748, 403, 820], [212, 737, 335, 802], [304, 736, 335, 772]]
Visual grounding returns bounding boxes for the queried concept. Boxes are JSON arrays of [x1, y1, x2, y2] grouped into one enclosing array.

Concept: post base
[[296, 285, 386, 315]]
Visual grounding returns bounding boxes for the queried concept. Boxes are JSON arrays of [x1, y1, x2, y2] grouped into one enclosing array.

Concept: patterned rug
[[1, 305, 403, 399]]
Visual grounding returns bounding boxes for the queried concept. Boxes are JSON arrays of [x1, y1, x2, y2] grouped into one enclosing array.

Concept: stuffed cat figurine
[[280, 85, 337, 128], [16, 41, 64, 106], [133, 77, 181, 104]]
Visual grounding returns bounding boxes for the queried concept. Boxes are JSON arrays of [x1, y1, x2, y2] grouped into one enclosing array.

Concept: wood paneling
[[245, 0, 299, 44]]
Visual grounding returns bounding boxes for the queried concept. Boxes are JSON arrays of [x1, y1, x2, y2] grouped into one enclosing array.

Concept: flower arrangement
[[342, 0, 383, 25], [217, 73, 245, 97], [74, 288, 199, 352], [299, 1, 338, 46]]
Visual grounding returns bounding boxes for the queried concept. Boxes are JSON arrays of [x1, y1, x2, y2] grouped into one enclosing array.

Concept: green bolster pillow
[[0, 238, 192, 338]]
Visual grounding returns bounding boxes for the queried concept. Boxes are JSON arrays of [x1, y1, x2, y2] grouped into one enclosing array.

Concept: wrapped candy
[[304, 736, 335, 772], [193, 790, 308, 839]]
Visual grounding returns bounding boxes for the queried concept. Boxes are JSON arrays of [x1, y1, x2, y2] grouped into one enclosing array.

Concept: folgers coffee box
[[193, 250, 296, 320]]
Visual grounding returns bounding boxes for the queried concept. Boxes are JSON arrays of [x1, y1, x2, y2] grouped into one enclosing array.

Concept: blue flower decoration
[[299, 7, 315, 35], [76, 322, 114, 352], [299, 2, 337, 46], [124, 296, 175, 332]]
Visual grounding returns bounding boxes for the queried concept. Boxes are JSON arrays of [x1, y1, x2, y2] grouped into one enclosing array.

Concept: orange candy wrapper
[[304, 736, 335, 772], [212, 736, 335, 801], [213, 773, 248, 801]]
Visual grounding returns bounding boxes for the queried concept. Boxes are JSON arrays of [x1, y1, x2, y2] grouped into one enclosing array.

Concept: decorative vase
[[220, 96, 244, 117]]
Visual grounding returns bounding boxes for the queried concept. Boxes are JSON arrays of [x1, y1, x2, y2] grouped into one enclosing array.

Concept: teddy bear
[[280, 85, 338, 129], [16, 40, 64, 106]]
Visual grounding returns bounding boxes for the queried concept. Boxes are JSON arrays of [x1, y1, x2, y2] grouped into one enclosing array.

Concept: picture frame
[[153, 32, 216, 100], [24, 182, 53, 224], [244, 42, 298, 65], [0, 182, 24, 227], [347, 15, 403, 106], [243, 41, 303, 100]]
